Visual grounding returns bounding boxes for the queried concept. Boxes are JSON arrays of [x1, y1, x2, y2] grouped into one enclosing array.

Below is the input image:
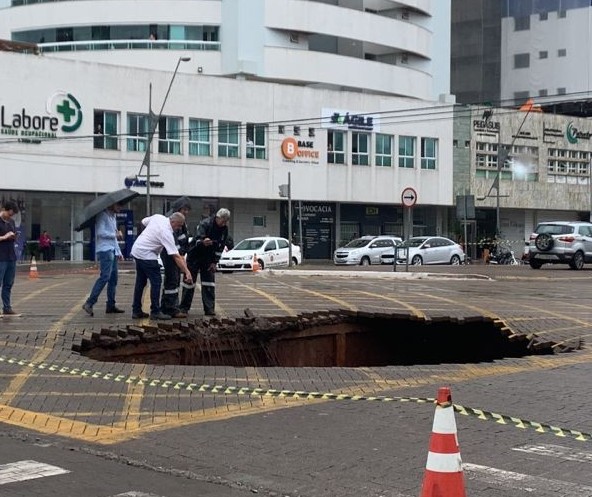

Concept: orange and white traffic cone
[[419, 387, 466, 497], [29, 256, 39, 280], [252, 254, 261, 272]]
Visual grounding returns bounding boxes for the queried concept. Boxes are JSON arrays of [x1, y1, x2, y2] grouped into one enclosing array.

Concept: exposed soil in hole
[[73, 310, 561, 367]]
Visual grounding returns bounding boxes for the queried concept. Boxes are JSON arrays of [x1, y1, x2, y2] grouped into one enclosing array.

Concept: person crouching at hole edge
[[180, 208, 230, 317], [160, 196, 192, 318]]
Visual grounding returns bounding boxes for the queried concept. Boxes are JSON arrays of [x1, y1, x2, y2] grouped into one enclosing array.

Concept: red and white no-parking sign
[[401, 187, 417, 208]]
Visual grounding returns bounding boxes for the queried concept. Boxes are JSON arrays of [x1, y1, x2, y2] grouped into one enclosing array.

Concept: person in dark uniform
[[180, 208, 230, 316], [160, 196, 192, 318]]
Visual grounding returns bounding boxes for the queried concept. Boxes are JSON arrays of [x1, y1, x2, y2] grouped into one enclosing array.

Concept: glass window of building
[[19, 23, 220, 52], [514, 53, 530, 69], [188, 119, 211, 156], [127, 113, 149, 152], [158, 116, 182, 154], [398, 136, 415, 168], [93, 110, 119, 150], [514, 16, 530, 31], [421, 138, 437, 170], [327, 130, 346, 164], [375, 134, 392, 167], [246, 123, 267, 159], [352, 132, 370, 165], [218, 121, 240, 158]]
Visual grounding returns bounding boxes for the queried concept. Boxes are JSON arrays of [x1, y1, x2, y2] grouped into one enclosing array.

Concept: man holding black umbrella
[[82, 202, 125, 317]]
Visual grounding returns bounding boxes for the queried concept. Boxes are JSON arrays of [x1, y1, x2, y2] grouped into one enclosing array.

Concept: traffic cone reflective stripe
[[29, 256, 39, 280], [420, 387, 466, 497]]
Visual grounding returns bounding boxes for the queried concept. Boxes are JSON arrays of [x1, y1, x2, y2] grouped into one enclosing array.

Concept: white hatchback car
[[218, 236, 302, 272], [333, 235, 403, 266]]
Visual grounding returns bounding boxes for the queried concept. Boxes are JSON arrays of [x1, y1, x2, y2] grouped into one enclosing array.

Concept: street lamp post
[[589, 160, 592, 223], [141, 56, 191, 216], [477, 146, 509, 237]]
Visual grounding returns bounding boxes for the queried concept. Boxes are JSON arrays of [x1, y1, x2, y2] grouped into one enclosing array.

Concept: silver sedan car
[[381, 236, 465, 266]]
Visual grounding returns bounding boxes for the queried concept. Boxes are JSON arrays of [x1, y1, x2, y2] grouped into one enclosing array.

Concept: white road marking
[[0, 460, 69, 485], [513, 443, 592, 463], [112, 493, 166, 497], [464, 462, 592, 496]]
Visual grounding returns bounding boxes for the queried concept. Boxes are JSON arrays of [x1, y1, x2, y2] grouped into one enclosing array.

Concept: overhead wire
[[0, 89, 587, 149]]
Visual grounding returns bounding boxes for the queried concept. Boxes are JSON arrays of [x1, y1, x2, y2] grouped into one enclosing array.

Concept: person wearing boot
[[160, 196, 191, 318], [180, 208, 230, 317]]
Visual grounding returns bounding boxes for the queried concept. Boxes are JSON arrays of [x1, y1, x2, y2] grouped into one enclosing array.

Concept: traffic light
[[278, 184, 290, 198]]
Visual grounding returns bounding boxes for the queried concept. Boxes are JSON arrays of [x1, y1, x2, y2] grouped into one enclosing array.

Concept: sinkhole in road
[[76, 311, 551, 367]]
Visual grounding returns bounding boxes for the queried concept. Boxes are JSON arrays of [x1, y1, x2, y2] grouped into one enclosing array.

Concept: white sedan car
[[218, 236, 302, 272], [381, 236, 465, 266]]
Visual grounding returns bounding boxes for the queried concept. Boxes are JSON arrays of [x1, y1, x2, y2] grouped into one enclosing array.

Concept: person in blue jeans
[[130, 212, 193, 320], [82, 202, 124, 317], [0, 200, 19, 316]]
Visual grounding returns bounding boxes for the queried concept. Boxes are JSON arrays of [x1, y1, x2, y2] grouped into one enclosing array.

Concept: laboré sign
[[0, 92, 83, 140]]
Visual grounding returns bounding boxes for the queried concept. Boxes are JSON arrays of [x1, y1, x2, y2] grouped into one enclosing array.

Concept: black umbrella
[[75, 188, 140, 231]]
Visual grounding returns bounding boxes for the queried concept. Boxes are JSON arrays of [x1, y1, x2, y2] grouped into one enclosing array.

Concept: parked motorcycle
[[488, 244, 519, 265]]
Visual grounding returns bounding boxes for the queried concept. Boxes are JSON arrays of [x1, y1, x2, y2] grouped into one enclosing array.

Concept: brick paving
[[1, 261, 592, 496]]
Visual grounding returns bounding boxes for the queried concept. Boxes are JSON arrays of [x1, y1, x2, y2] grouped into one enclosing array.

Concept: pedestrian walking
[[131, 212, 193, 320], [0, 200, 19, 316], [81, 202, 125, 317], [38, 230, 52, 261], [160, 196, 191, 318], [180, 208, 230, 317]]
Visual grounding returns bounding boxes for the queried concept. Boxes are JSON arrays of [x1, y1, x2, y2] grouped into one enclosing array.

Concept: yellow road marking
[[116, 364, 146, 430], [412, 291, 501, 320], [354, 290, 426, 320], [262, 279, 358, 312], [232, 280, 298, 315], [16, 282, 69, 304], [0, 288, 86, 407], [2, 349, 592, 444]]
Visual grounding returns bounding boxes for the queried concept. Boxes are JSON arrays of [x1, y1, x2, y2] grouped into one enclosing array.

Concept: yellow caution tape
[[1, 354, 590, 442]]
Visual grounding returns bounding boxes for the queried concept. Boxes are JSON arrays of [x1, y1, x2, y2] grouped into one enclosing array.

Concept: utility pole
[[145, 83, 153, 216], [141, 56, 190, 216], [288, 172, 292, 267], [278, 174, 293, 267]]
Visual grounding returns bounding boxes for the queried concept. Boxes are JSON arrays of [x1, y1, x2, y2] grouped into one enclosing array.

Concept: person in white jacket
[[130, 212, 192, 320]]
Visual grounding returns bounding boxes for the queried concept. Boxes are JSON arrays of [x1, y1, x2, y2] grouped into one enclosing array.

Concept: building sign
[[543, 126, 563, 141], [512, 130, 537, 141], [280, 137, 320, 164], [296, 203, 334, 224], [0, 92, 83, 141], [473, 119, 500, 136], [566, 121, 592, 144], [124, 177, 164, 188], [322, 108, 380, 132]]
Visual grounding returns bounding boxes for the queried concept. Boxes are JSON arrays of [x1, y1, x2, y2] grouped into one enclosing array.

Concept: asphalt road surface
[[1, 260, 592, 497]]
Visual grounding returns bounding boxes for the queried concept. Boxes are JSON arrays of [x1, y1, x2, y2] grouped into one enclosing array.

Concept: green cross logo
[[566, 122, 578, 144], [54, 93, 83, 132]]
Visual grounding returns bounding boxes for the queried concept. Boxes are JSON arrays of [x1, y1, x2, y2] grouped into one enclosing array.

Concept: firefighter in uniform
[[180, 208, 230, 316], [160, 196, 191, 318]]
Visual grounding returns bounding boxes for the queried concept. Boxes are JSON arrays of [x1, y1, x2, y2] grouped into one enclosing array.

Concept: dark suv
[[528, 221, 592, 270]]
